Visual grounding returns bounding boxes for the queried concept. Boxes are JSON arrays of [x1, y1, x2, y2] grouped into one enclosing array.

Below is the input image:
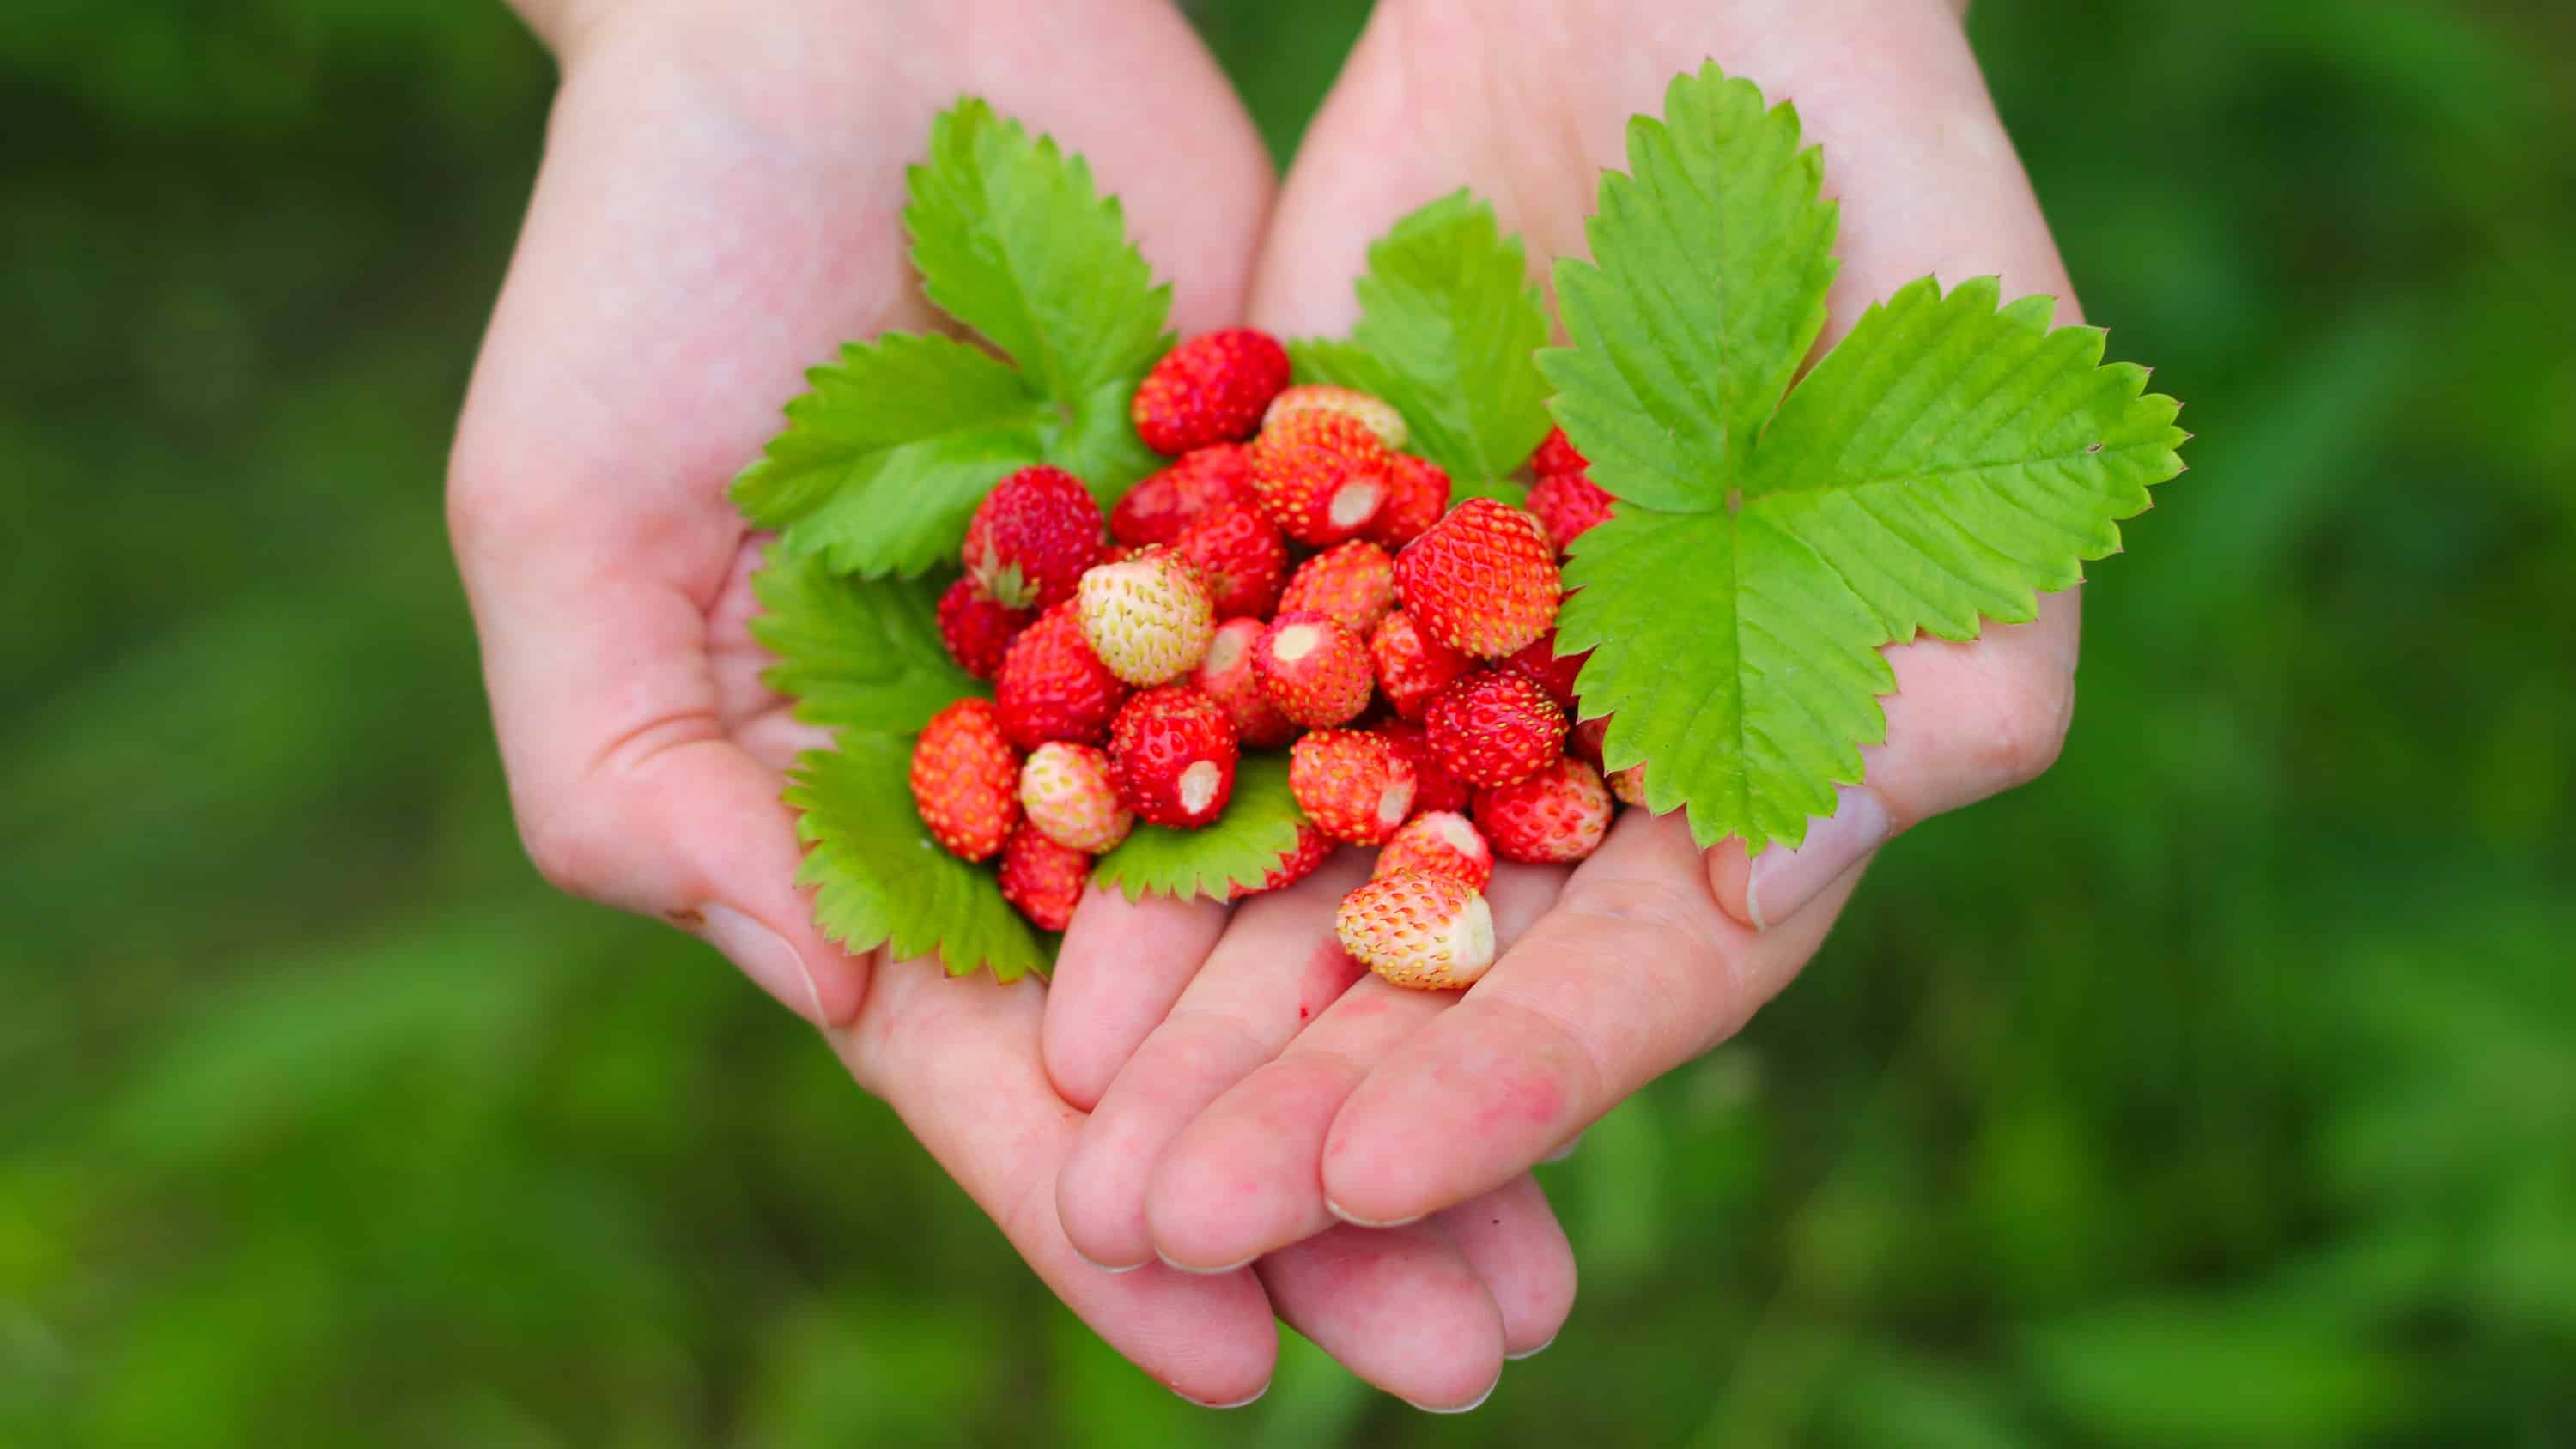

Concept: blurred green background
[[7, 0, 2573, 1443]]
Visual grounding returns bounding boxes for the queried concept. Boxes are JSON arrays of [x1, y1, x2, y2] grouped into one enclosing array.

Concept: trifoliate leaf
[[785, 737, 1050, 982], [749, 549, 981, 734], [907, 98, 1172, 406], [730, 331, 1048, 577], [1289, 191, 1552, 500], [1546, 65, 2185, 855], [1093, 753, 1306, 902]]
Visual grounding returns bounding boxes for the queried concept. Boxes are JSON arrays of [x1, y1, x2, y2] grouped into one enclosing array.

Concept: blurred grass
[[5, 0, 2573, 1444]]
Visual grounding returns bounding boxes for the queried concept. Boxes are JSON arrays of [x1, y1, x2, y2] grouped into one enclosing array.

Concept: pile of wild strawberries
[[908, 327, 1633, 990]]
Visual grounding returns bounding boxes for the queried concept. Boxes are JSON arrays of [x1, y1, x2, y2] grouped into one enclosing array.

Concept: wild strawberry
[[1277, 541, 1396, 636], [961, 465, 1103, 610], [1502, 630, 1589, 715], [1370, 610, 1476, 721], [1108, 685, 1239, 829], [1529, 423, 1587, 478], [1392, 497, 1559, 658], [1373, 810, 1493, 892], [1077, 550, 1216, 688], [994, 602, 1129, 750], [1367, 454, 1452, 549], [1231, 821, 1335, 900], [1569, 714, 1610, 767], [1170, 501, 1289, 620], [1249, 411, 1391, 546], [1474, 756, 1614, 864], [1289, 729, 1417, 846], [1018, 741, 1133, 854], [1261, 384, 1407, 451], [1335, 870, 1495, 991], [1527, 470, 1615, 555], [1133, 329, 1291, 455], [1193, 616, 1297, 749], [999, 825, 1091, 931], [937, 577, 1031, 680], [1099, 542, 1139, 566], [1109, 444, 1257, 546], [1607, 763, 1649, 808], [1255, 611, 1373, 728], [1376, 718, 1470, 815], [1424, 670, 1566, 787], [909, 698, 1021, 862]]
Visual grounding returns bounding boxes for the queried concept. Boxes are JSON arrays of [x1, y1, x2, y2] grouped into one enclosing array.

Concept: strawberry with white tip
[[1373, 809, 1493, 892], [1193, 616, 1297, 749], [1255, 610, 1373, 728], [1290, 728, 1417, 846], [1108, 685, 1239, 829], [1335, 870, 1496, 991], [1248, 410, 1391, 545]]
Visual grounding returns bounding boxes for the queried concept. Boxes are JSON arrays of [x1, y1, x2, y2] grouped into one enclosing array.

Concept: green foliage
[[750, 551, 984, 733], [1093, 753, 1307, 902]]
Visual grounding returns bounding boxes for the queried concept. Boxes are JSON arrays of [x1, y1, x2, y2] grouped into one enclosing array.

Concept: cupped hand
[[1043, 0, 2078, 1300], [451, 0, 1569, 1408]]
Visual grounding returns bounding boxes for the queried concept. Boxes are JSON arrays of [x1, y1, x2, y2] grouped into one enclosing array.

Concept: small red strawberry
[[909, 698, 1022, 862], [961, 465, 1103, 610], [1077, 550, 1216, 687], [1193, 616, 1297, 749], [1108, 685, 1239, 829], [1249, 410, 1391, 546], [1170, 501, 1289, 620], [1018, 741, 1134, 853], [1335, 870, 1495, 991], [994, 602, 1130, 750], [1109, 444, 1257, 546], [1527, 470, 1615, 555], [1607, 763, 1649, 808], [1424, 669, 1566, 787], [1392, 496, 1559, 658], [998, 825, 1091, 931], [1373, 809, 1493, 892], [1255, 611, 1374, 728], [1376, 718, 1471, 815], [1367, 454, 1452, 549], [1133, 329, 1291, 455], [1277, 541, 1396, 636], [1529, 423, 1587, 478], [1502, 630, 1589, 715], [1369, 610, 1476, 721], [1289, 729, 1418, 846], [1261, 384, 1407, 451], [1474, 755, 1614, 864], [1231, 821, 1335, 900], [936, 577, 1031, 680], [1569, 714, 1610, 767]]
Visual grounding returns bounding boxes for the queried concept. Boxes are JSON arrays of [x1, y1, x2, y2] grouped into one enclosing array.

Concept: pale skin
[[455, 0, 2066, 1413]]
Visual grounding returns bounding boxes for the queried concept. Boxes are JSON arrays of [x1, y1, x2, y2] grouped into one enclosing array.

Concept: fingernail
[[1743, 785, 1889, 931], [1505, 1333, 1558, 1361], [1156, 1251, 1255, 1276], [698, 905, 825, 1022], [1403, 1375, 1500, 1414], [1541, 1131, 1585, 1164], [1325, 1197, 1425, 1229], [1177, 1379, 1270, 1410]]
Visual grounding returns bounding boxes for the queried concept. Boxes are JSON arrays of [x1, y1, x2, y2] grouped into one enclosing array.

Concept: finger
[[1318, 810, 1861, 1228], [1255, 1223, 1505, 1412], [1042, 887, 1234, 1109], [1142, 866, 1566, 1268], [1433, 1173, 1577, 1361], [831, 955, 1279, 1408], [1055, 851, 1376, 1270]]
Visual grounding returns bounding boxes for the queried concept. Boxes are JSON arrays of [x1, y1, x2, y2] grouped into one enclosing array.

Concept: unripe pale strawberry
[[1373, 809, 1492, 892], [937, 577, 1031, 680], [1230, 821, 1335, 900], [1108, 685, 1239, 829], [1078, 550, 1216, 687], [1018, 742, 1133, 853], [909, 698, 1022, 861], [999, 824, 1090, 931], [1335, 870, 1496, 991], [1474, 756, 1613, 864], [1369, 609, 1476, 721], [993, 602, 1129, 750], [1255, 611, 1373, 728], [1424, 670, 1566, 787], [1392, 496, 1559, 658], [1367, 454, 1452, 549], [1193, 616, 1297, 749], [962, 464, 1103, 610], [1502, 630, 1589, 715], [1170, 500, 1289, 620], [1277, 540, 1396, 636], [1133, 329, 1291, 455], [1109, 444, 1256, 546], [1376, 718, 1471, 816], [1262, 384, 1407, 451], [1529, 423, 1587, 478], [1527, 470, 1615, 555], [1249, 410, 1391, 546], [1290, 729, 1417, 846], [1607, 763, 1649, 808]]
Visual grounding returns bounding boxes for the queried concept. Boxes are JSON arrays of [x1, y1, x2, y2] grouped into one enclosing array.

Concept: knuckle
[[517, 792, 617, 901], [1976, 666, 2076, 787]]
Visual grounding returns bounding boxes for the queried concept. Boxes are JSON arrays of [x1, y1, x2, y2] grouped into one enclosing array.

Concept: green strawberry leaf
[[1093, 753, 1308, 903], [1041, 372, 1165, 512], [785, 737, 1051, 982], [1546, 65, 2186, 855], [1289, 191, 1552, 500], [749, 549, 982, 734]]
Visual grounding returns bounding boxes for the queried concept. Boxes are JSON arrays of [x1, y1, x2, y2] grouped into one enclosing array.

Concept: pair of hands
[[451, 0, 2079, 1411]]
